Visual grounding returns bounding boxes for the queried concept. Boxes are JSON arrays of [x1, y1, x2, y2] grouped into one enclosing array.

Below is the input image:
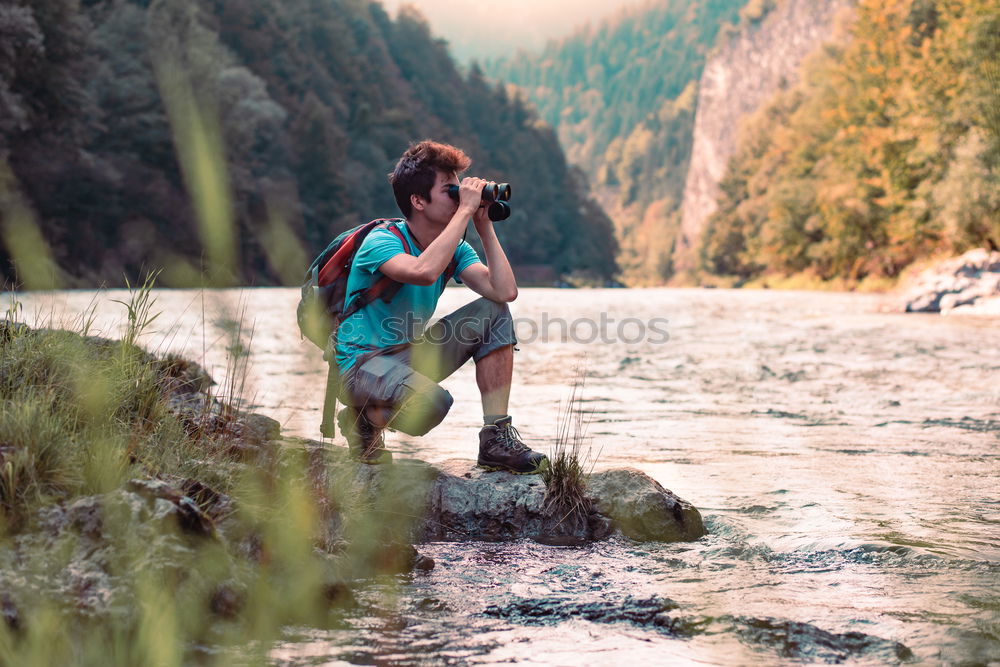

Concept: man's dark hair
[[389, 140, 471, 217]]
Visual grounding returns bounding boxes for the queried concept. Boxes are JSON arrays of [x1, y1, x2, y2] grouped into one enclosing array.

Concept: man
[[332, 140, 547, 474]]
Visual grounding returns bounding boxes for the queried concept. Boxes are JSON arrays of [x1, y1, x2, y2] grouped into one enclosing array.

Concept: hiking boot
[[337, 408, 392, 464], [478, 417, 547, 474]]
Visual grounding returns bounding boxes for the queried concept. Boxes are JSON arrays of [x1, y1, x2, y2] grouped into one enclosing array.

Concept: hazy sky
[[379, 0, 653, 62]]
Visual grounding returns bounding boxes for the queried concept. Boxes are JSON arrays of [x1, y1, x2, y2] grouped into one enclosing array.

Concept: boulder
[[585, 468, 706, 542], [303, 444, 706, 544], [421, 459, 600, 544], [900, 248, 1000, 313]]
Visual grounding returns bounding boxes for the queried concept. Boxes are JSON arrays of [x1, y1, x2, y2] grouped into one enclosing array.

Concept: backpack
[[297, 218, 460, 353]]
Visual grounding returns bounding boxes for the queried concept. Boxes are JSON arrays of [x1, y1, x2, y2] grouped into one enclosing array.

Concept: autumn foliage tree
[[702, 0, 1000, 284], [486, 0, 744, 283]]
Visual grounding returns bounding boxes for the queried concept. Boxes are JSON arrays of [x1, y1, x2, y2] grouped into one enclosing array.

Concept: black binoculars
[[446, 182, 512, 221]]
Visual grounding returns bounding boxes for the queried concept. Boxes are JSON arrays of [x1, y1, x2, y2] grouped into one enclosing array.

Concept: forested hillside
[[0, 0, 618, 287], [701, 0, 1000, 285], [484, 0, 747, 283]]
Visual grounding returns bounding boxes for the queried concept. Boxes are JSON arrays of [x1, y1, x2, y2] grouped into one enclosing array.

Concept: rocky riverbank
[[0, 321, 704, 644], [899, 248, 1000, 315]]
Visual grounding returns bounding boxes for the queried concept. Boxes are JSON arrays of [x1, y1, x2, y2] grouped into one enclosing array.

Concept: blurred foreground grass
[[0, 52, 429, 665], [0, 282, 421, 666]]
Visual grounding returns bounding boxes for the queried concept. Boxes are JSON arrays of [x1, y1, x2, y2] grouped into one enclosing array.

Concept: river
[[11, 287, 1000, 665]]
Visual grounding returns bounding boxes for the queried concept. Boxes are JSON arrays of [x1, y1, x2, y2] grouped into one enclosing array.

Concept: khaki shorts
[[338, 297, 516, 436]]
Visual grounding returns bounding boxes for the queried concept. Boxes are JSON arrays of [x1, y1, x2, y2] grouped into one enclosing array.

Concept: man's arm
[[379, 177, 485, 285], [459, 207, 518, 303]]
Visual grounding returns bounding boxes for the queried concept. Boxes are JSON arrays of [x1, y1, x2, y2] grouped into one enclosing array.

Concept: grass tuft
[[541, 373, 599, 531]]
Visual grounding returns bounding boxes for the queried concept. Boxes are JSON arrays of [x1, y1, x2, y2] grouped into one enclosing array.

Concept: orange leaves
[[702, 0, 1000, 283]]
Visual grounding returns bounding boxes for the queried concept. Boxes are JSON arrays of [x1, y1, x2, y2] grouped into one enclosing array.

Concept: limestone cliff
[[675, 0, 854, 276]]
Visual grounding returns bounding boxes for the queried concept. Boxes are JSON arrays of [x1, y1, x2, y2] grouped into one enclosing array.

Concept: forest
[[485, 0, 748, 283], [701, 0, 1000, 285], [489, 0, 999, 286], [0, 0, 619, 288]]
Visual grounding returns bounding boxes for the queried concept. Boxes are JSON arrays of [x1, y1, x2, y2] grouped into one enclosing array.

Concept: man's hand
[[458, 177, 487, 216], [462, 180, 518, 303]]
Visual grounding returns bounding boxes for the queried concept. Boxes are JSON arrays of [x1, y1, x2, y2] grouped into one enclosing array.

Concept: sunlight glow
[[381, 0, 653, 60]]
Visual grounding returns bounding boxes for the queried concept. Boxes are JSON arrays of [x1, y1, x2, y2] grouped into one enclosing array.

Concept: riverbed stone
[[585, 468, 706, 542], [304, 445, 705, 544], [422, 459, 551, 541]]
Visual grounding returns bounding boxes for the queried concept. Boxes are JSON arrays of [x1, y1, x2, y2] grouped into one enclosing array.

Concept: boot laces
[[497, 422, 529, 454]]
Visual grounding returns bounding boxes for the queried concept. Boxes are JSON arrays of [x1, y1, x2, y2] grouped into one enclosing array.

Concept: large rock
[[422, 459, 602, 544], [900, 248, 1000, 314], [303, 445, 707, 545]]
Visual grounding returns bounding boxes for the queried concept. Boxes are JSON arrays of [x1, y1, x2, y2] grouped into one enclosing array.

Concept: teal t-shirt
[[334, 221, 481, 371]]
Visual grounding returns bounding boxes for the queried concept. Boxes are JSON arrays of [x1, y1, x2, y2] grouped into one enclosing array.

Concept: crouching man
[[332, 140, 547, 474]]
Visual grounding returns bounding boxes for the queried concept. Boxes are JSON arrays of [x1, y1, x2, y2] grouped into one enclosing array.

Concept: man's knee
[[389, 382, 454, 436], [452, 298, 512, 344], [470, 297, 512, 324], [459, 298, 515, 362]]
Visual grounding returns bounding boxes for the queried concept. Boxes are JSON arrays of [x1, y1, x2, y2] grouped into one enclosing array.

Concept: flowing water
[[12, 287, 1000, 665]]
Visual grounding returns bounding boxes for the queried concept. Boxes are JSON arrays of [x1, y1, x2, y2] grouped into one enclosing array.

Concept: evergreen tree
[[0, 0, 619, 286]]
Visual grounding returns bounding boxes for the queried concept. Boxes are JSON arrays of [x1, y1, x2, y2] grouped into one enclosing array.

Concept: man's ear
[[410, 193, 426, 212]]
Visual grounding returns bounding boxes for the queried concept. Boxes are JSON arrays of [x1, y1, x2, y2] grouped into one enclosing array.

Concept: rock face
[[900, 249, 1000, 314], [676, 0, 853, 275], [314, 451, 706, 545]]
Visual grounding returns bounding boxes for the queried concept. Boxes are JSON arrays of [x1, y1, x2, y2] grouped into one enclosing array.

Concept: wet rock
[[730, 616, 914, 663], [425, 460, 548, 541], [418, 460, 618, 543], [322, 582, 356, 608], [351, 457, 441, 530], [585, 468, 706, 542], [415, 597, 448, 612], [483, 595, 686, 632], [360, 458, 702, 543], [900, 248, 1000, 313], [303, 446, 703, 544], [373, 543, 436, 574], [412, 551, 436, 571]]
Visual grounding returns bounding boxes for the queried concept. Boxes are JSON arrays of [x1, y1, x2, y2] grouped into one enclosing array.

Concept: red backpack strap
[[317, 224, 371, 286], [343, 220, 413, 313], [384, 221, 413, 255]]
